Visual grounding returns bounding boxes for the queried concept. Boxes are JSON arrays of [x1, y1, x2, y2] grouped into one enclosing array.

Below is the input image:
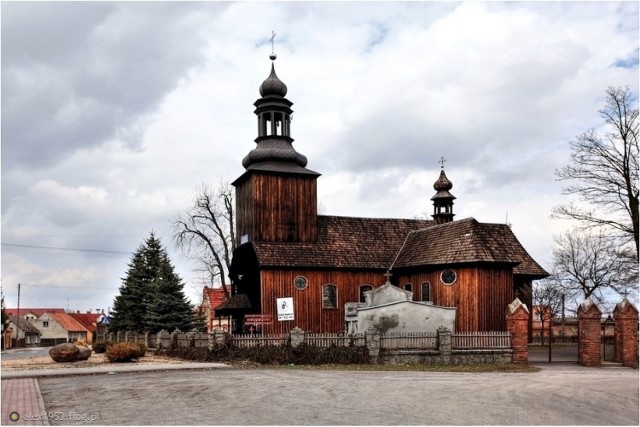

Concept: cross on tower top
[[439, 156, 447, 169], [383, 270, 393, 284], [269, 30, 277, 60]]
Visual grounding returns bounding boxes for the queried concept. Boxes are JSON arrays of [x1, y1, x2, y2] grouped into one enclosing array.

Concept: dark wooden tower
[[431, 167, 456, 224], [232, 55, 320, 245]]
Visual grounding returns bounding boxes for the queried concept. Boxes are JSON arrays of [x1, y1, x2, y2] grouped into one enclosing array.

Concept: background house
[[7, 315, 41, 347], [202, 286, 232, 332], [32, 312, 89, 345], [67, 312, 101, 344]]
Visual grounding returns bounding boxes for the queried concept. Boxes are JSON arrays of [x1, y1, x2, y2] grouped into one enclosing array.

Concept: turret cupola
[[431, 158, 456, 224], [241, 52, 311, 172]]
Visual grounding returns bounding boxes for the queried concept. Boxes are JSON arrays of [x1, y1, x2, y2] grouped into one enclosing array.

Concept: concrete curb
[[1, 363, 231, 379], [33, 379, 50, 426]]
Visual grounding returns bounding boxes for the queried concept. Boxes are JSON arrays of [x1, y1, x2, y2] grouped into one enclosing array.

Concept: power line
[[1, 243, 131, 255], [20, 284, 120, 290]]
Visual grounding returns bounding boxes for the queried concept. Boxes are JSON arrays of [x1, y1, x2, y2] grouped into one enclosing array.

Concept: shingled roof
[[8, 315, 41, 335], [244, 215, 547, 278], [251, 215, 434, 269], [391, 217, 548, 278]]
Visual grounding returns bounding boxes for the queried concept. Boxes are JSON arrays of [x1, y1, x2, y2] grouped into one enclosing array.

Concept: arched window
[[359, 285, 372, 303], [322, 284, 337, 309], [404, 283, 412, 292], [421, 282, 431, 302]]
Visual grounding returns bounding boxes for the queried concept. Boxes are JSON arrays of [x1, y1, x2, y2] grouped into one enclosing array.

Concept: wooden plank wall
[[235, 173, 317, 244], [259, 270, 389, 334], [397, 266, 514, 332]]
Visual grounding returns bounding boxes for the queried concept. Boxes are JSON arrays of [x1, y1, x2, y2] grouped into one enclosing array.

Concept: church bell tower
[[232, 48, 320, 245], [431, 161, 456, 225]]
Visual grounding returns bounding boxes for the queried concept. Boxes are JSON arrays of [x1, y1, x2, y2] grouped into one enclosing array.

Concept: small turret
[[431, 158, 456, 224]]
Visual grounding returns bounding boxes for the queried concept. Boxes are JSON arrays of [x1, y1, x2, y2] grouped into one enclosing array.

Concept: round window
[[294, 276, 308, 290], [440, 269, 457, 285]]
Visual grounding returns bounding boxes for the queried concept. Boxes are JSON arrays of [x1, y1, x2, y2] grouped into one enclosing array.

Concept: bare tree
[[553, 86, 639, 257], [173, 182, 236, 300], [551, 228, 638, 309], [531, 279, 564, 346]]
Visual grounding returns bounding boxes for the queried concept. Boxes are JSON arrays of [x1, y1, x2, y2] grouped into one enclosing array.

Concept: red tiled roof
[[6, 308, 65, 317], [46, 312, 89, 332], [67, 313, 100, 332], [392, 218, 548, 278], [204, 286, 231, 309], [252, 215, 435, 269]]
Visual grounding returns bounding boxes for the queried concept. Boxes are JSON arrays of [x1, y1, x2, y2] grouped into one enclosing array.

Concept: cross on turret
[[383, 270, 393, 284], [270, 30, 277, 60], [439, 156, 447, 169]]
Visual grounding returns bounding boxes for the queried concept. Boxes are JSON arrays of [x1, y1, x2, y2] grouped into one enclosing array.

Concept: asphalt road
[[38, 365, 639, 425], [1, 347, 51, 361]]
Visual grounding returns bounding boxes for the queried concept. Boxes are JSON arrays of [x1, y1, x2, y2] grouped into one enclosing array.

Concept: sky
[[2, 1, 638, 313]]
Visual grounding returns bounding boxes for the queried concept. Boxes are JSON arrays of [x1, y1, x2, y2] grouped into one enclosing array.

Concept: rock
[[76, 346, 92, 361], [49, 343, 80, 362]]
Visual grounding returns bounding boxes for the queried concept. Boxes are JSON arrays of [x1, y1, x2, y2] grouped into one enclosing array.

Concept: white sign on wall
[[276, 297, 294, 321]]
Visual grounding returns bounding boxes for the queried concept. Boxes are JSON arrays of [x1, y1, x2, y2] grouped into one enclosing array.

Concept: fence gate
[[528, 332, 578, 363]]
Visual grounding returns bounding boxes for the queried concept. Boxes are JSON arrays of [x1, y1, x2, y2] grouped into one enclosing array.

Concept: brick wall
[[577, 298, 602, 367], [506, 298, 529, 364], [613, 298, 639, 369]]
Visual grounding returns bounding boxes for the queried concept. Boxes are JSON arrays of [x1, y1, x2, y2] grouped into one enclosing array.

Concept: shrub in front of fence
[[93, 341, 112, 354], [160, 342, 370, 365], [105, 342, 146, 363]]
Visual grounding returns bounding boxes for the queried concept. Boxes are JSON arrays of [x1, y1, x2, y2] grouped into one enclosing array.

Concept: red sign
[[245, 314, 273, 326]]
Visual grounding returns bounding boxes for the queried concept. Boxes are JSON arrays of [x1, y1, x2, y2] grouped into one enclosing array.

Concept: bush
[[159, 344, 370, 366], [133, 342, 147, 358], [93, 341, 111, 354], [105, 342, 146, 363]]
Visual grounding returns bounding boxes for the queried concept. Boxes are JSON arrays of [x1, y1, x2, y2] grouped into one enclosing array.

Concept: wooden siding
[[259, 270, 389, 334], [397, 266, 514, 332], [235, 173, 317, 244]]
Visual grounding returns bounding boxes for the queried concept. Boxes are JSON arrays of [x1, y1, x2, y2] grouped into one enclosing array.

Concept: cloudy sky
[[2, 1, 638, 312]]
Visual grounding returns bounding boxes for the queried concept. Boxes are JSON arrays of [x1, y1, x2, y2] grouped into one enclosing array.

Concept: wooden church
[[220, 54, 548, 334]]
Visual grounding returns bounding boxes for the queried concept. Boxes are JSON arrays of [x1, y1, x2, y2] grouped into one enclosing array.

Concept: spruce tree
[[145, 252, 194, 333], [110, 232, 194, 333]]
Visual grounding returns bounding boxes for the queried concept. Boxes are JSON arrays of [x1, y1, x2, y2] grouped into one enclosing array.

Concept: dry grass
[[1, 353, 188, 371]]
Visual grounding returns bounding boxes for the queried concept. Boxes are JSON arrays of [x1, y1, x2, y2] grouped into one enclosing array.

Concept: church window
[[322, 284, 337, 309], [294, 276, 308, 291], [440, 269, 457, 285], [421, 282, 431, 302], [404, 283, 412, 292], [359, 285, 372, 303]]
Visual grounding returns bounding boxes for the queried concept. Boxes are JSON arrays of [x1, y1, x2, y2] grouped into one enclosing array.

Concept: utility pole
[[16, 283, 21, 347]]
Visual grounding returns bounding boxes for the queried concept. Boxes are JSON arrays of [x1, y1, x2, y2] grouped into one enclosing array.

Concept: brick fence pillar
[[613, 298, 639, 369], [506, 298, 529, 364], [578, 298, 602, 367]]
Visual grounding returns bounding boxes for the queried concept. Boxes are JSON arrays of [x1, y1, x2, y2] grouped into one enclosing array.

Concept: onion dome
[[259, 64, 287, 97], [433, 169, 453, 192], [431, 168, 456, 224]]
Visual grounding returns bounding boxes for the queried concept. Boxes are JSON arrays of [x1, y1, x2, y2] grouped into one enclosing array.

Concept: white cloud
[[2, 1, 637, 310]]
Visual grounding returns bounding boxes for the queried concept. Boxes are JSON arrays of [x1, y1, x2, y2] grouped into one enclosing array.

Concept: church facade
[[221, 55, 548, 334]]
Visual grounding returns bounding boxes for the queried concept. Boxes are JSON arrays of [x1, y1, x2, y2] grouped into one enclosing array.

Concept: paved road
[[36, 365, 638, 425], [1, 347, 51, 361]]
